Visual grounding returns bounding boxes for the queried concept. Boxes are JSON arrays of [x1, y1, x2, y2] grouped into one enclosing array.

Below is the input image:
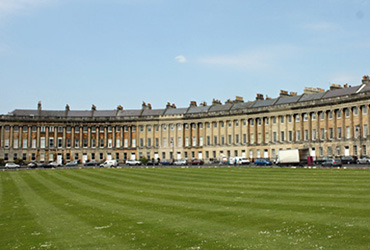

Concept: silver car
[[5, 163, 20, 169], [357, 156, 370, 164]]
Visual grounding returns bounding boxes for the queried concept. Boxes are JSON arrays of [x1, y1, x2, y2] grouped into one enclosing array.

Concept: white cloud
[[175, 55, 187, 63], [197, 45, 300, 71], [330, 73, 360, 84], [0, 0, 55, 17], [302, 21, 340, 33]]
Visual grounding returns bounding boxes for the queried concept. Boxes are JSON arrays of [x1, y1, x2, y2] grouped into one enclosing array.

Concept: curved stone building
[[1, 76, 370, 164]]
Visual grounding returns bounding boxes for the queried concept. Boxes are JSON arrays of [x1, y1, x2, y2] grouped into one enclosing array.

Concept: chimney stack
[[212, 99, 222, 105], [330, 84, 343, 91], [235, 96, 244, 103], [189, 101, 197, 107], [362, 75, 370, 85], [256, 93, 264, 100], [280, 90, 290, 97]]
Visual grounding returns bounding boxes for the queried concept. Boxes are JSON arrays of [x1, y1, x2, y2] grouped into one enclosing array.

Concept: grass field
[[1, 167, 370, 249]]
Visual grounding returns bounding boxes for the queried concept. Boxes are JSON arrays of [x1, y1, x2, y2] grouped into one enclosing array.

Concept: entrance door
[[264, 150, 268, 158], [131, 153, 136, 160], [107, 153, 112, 161], [311, 148, 316, 160], [198, 152, 203, 160], [57, 154, 63, 165], [177, 152, 181, 160], [344, 146, 349, 156], [82, 153, 88, 164]]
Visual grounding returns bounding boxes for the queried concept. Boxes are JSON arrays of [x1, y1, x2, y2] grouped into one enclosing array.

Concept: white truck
[[276, 149, 309, 166], [100, 159, 118, 168], [229, 157, 250, 165]]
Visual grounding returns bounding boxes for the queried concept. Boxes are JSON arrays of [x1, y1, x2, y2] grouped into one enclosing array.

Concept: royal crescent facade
[[1, 76, 370, 164]]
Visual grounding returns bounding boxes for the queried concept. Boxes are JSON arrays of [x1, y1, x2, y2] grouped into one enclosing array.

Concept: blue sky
[[1, 0, 370, 114]]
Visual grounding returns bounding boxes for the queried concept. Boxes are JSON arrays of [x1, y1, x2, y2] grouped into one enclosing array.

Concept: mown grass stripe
[[129, 167, 370, 184], [11, 171, 137, 250], [3, 168, 370, 249], [61, 169, 370, 225], [0, 172, 53, 249], [84, 168, 370, 205], [80, 169, 370, 217], [29, 170, 248, 249], [48, 169, 368, 249], [107, 167, 370, 193]]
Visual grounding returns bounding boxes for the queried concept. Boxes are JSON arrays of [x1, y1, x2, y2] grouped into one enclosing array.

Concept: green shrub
[[140, 156, 148, 165]]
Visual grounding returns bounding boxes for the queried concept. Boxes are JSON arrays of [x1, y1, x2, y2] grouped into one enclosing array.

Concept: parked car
[[229, 157, 250, 165], [65, 161, 79, 167], [341, 156, 358, 164], [84, 160, 101, 166], [174, 159, 187, 165], [254, 158, 272, 166], [100, 159, 118, 168], [49, 162, 62, 167], [40, 163, 53, 168], [357, 156, 370, 164], [315, 157, 331, 165], [5, 163, 20, 169], [126, 159, 141, 166], [321, 158, 342, 167], [160, 160, 173, 165], [27, 162, 41, 168], [190, 159, 204, 165], [146, 160, 159, 166]]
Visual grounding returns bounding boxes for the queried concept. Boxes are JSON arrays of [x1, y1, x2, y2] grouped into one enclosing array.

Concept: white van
[[100, 159, 118, 168], [229, 157, 250, 165]]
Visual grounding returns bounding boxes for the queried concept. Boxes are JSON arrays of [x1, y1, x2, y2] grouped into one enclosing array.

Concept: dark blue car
[[254, 158, 272, 166]]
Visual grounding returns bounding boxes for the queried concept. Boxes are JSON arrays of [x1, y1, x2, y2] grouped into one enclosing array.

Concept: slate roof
[[187, 105, 211, 114], [230, 102, 254, 111], [5, 83, 370, 118], [298, 92, 326, 102], [252, 98, 277, 108], [275, 95, 302, 105], [164, 108, 188, 115], [209, 104, 233, 112], [141, 109, 166, 116], [322, 85, 361, 99]]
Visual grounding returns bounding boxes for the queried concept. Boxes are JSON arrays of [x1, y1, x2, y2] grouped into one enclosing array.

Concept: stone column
[[9, 125, 13, 148], [63, 127, 66, 148], [28, 126, 31, 148], [254, 118, 257, 144], [341, 109, 345, 141], [324, 110, 329, 141], [316, 112, 320, 142], [104, 126, 108, 148], [218, 121, 221, 146], [359, 106, 363, 138], [128, 126, 132, 148], [45, 127, 49, 148], [88, 127, 91, 148], [350, 107, 354, 140], [308, 113, 312, 142], [277, 116, 281, 142], [246, 119, 250, 145], [36, 126, 40, 148], [333, 110, 337, 140], [19, 126, 23, 148], [112, 126, 116, 148], [121, 125, 124, 148], [0, 126, 2, 148], [269, 117, 272, 143]]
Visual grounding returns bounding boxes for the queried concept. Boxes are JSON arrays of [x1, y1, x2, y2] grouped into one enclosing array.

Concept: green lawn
[[1, 167, 370, 249]]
